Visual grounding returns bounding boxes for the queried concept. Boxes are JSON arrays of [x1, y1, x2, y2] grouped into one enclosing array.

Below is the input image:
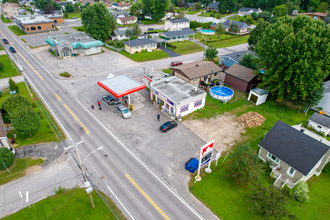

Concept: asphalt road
[[0, 23, 214, 220]]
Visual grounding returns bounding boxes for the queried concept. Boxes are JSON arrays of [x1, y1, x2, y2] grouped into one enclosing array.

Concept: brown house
[[224, 64, 258, 93], [291, 12, 327, 20], [170, 61, 223, 85], [14, 15, 56, 34], [45, 14, 64, 24]]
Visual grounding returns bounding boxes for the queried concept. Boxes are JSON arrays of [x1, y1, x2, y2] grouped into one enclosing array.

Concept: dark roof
[[110, 10, 129, 16], [259, 121, 329, 176], [118, 16, 136, 21], [239, 7, 258, 12], [309, 113, 330, 129], [37, 10, 62, 15], [223, 20, 248, 29], [162, 29, 195, 38], [187, 3, 194, 7], [168, 18, 190, 24], [225, 64, 256, 82], [207, 1, 219, 8], [170, 61, 222, 79], [123, 38, 156, 47]]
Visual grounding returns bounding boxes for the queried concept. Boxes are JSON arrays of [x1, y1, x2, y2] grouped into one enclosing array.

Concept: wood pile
[[238, 112, 265, 128]]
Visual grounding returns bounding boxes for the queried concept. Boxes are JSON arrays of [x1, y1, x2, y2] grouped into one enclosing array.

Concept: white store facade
[[149, 76, 206, 119]]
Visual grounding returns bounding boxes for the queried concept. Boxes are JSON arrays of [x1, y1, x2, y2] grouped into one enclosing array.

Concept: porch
[[271, 167, 298, 189]]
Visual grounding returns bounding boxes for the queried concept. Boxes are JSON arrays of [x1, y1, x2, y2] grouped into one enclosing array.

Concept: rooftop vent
[[193, 87, 197, 91], [165, 79, 170, 83], [300, 129, 305, 133], [196, 64, 198, 67]]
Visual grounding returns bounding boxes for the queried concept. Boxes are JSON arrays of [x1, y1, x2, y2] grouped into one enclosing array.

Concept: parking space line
[[55, 94, 62, 102], [125, 173, 171, 220], [63, 104, 78, 120], [79, 122, 90, 135]]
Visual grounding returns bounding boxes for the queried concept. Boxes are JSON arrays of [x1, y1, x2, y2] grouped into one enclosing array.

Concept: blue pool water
[[200, 29, 215, 35], [210, 86, 233, 96]]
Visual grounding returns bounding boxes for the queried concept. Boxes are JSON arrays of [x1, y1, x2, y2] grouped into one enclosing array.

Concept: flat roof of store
[[97, 74, 146, 98]]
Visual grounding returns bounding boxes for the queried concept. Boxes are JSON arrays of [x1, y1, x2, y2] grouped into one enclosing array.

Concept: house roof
[[114, 29, 127, 36], [168, 18, 190, 24], [46, 33, 104, 49], [170, 61, 222, 80], [238, 7, 258, 12], [118, 16, 136, 21], [251, 88, 268, 96], [0, 114, 6, 138], [225, 64, 256, 82], [123, 38, 156, 47], [222, 20, 249, 29], [207, 1, 219, 8], [81, 0, 94, 5], [259, 120, 330, 176], [114, 2, 131, 6], [161, 29, 195, 38], [219, 56, 238, 68], [309, 113, 330, 129], [299, 12, 327, 17], [110, 10, 129, 16], [187, 3, 194, 7]]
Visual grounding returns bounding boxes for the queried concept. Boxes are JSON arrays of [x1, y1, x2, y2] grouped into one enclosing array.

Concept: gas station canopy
[[97, 74, 146, 98]]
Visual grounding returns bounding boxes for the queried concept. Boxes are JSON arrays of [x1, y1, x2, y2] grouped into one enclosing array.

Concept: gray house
[[109, 10, 129, 19], [222, 20, 249, 33], [160, 29, 195, 42], [258, 120, 330, 189], [206, 1, 219, 11], [308, 113, 330, 137]]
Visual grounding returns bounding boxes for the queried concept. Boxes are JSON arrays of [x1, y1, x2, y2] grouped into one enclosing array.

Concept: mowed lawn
[[8, 25, 26, 36], [64, 12, 81, 20], [171, 41, 204, 55], [194, 33, 249, 48], [2, 188, 125, 220], [0, 55, 20, 78], [119, 50, 169, 62]]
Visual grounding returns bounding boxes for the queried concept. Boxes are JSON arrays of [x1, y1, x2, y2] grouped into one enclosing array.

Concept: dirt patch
[[182, 112, 246, 152], [25, 166, 42, 175], [238, 112, 266, 128]]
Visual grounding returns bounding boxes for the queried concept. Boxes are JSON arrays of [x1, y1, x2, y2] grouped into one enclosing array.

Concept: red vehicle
[[171, 61, 183, 67], [3, 39, 9, 44]]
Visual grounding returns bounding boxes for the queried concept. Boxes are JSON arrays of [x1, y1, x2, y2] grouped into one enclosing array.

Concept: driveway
[[158, 45, 180, 57]]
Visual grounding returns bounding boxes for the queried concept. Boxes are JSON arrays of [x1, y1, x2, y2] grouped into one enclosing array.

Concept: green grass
[[21, 38, 27, 43], [2, 188, 125, 220], [209, 35, 249, 48], [8, 25, 26, 36], [163, 68, 171, 74], [63, 12, 81, 20], [0, 157, 43, 186], [146, 29, 166, 33], [1, 14, 12, 23], [71, 26, 84, 32], [0, 82, 59, 147], [63, 32, 70, 35], [195, 32, 233, 42], [116, 23, 136, 27], [170, 40, 204, 55], [185, 9, 202, 15], [119, 50, 169, 62], [29, 45, 48, 49], [0, 55, 20, 79]]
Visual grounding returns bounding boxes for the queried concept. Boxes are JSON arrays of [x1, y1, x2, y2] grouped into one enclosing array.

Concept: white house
[[112, 2, 131, 10], [238, 7, 262, 16], [197, 17, 220, 24], [162, 12, 174, 20], [308, 113, 330, 137], [165, 18, 190, 31], [111, 29, 129, 40], [117, 16, 137, 25], [149, 76, 206, 119]]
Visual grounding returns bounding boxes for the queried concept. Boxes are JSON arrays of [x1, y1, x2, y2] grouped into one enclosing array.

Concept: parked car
[[102, 95, 116, 105], [171, 61, 183, 67], [71, 17, 77, 19], [148, 27, 154, 31], [9, 47, 16, 53], [2, 38, 9, 44], [160, 121, 178, 132], [115, 104, 131, 119]]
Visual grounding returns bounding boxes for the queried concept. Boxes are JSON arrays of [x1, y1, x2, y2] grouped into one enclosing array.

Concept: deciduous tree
[[255, 15, 330, 103], [273, 4, 287, 17], [251, 11, 258, 20], [81, 3, 115, 42], [229, 23, 239, 32], [43, 4, 54, 14], [218, 0, 228, 14], [205, 45, 218, 60], [316, 2, 328, 12], [0, 61, 4, 72], [178, 11, 185, 18], [65, 2, 74, 13], [11, 108, 40, 136], [193, 2, 201, 10], [248, 20, 269, 50], [239, 53, 258, 69], [215, 22, 225, 38], [8, 78, 19, 93], [245, 15, 254, 25], [0, 147, 14, 170]]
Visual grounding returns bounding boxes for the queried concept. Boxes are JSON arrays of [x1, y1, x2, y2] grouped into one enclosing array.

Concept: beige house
[[2, 2, 22, 18], [165, 18, 190, 31], [170, 61, 223, 85], [259, 120, 330, 189], [123, 38, 157, 54], [117, 16, 137, 25]]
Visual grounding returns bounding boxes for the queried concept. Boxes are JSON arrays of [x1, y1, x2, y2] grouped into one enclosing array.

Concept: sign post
[[215, 151, 221, 166], [195, 140, 214, 181]]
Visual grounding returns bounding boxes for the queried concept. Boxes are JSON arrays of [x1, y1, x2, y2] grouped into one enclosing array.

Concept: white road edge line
[[77, 100, 205, 220]]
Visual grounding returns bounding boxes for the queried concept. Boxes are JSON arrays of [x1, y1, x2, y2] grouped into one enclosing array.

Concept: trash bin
[[185, 158, 199, 173]]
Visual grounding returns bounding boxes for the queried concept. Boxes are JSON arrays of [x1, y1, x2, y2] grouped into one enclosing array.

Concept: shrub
[[210, 13, 215, 18], [47, 123, 50, 127], [130, 104, 133, 111], [52, 186, 67, 195], [31, 102, 37, 108], [2, 113, 11, 123], [0, 147, 14, 170], [0, 61, 4, 72], [11, 138, 16, 144], [64, 13, 68, 18], [50, 51, 57, 56], [7, 130, 14, 139], [159, 102, 163, 110], [292, 181, 310, 203], [60, 72, 71, 77], [49, 128, 54, 133], [40, 114, 45, 119], [77, 26, 84, 31]]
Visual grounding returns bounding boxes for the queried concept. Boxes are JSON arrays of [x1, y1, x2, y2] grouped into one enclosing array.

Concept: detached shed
[[308, 112, 330, 137], [224, 64, 258, 93], [248, 88, 268, 105]]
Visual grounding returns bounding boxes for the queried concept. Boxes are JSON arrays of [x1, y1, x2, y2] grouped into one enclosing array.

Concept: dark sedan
[[160, 121, 178, 132], [3, 38, 9, 44]]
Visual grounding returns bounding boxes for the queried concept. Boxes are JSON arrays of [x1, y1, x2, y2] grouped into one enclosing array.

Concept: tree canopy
[[273, 4, 287, 17], [205, 45, 218, 60], [81, 3, 115, 42], [142, 0, 170, 21], [215, 23, 225, 38], [255, 15, 330, 105], [0, 147, 14, 170], [239, 53, 258, 70], [248, 20, 269, 51]]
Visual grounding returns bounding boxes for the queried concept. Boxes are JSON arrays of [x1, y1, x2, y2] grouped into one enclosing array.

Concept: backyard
[[2, 188, 125, 220], [63, 12, 81, 20], [185, 9, 202, 15], [119, 50, 169, 62], [1, 14, 12, 23], [185, 89, 329, 220], [170, 40, 204, 55], [194, 33, 249, 48], [8, 25, 26, 36], [0, 55, 20, 79]]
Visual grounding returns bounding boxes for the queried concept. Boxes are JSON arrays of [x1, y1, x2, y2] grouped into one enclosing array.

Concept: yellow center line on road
[[0, 31, 44, 80], [79, 122, 90, 135], [63, 103, 90, 135], [125, 173, 171, 220], [55, 94, 62, 102], [63, 104, 78, 120]]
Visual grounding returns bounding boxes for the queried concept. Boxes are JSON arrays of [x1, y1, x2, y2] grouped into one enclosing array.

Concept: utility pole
[[141, 66, 146, 75], [202, 35, 206, 60]]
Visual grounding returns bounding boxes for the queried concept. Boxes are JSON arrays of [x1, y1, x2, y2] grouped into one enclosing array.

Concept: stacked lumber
[[238, 112, 265, 128]]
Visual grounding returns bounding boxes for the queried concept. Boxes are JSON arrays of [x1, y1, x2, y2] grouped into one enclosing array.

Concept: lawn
[[209, 35, 249, 48], [146, 29, 166, 33], [163, 68, 171, 74], [2, 188, 125, 220], [185, 9, 202, 15], [142, 20, 165, 25], [8, 25, 26, 36], [63, 12, 81, 20], [0, 82, 60, 147], [170, 40, 204, 55], [1, 14, 12, 23], [119, 50, 169, 62], [0, 55, 20, 79], [71, 26, 84, 32], [0, 157, 43, 186], [116, 23, 136, 27], [195, 32, 234, 43]]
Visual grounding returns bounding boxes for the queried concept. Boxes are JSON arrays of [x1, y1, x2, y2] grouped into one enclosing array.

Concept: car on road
[[160, 121, 178, 132], [102, 95, 116, 105], [9, 47, 16, 53], [115, 104, 131, 119], [3, 38, 9, 44], [171, 61, 183, 67], [71, 17, 77, 19], [148, 27, 154, 31]]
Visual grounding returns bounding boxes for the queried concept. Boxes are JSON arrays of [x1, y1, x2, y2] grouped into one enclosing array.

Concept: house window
[[90, 47, 96, 52], [141, 45, 144, 48], [180, 104, 189, 113], [171, 107, 174, 113], [152, 44, 155, 47], [193, 78, 198, 83], [287, 167, 295, 177], [31, 27, 36, 30], [166, 103, 169, 109], [27, 27, 29, 31], [267, 153, 280, 163], [134, 46, 138, 49], [318, 125, 322, 129], [54, 20, 57, 23], [312, 16, 318, 20], [194, 99, 202, 107], [214, 72, 219, 76], [52, 25, 54, 28], [37, 26, 41, 30]]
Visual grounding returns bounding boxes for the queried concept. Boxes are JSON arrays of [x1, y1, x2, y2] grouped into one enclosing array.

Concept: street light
[[83, 146, 103, 164], [202, 35, 206, 60]]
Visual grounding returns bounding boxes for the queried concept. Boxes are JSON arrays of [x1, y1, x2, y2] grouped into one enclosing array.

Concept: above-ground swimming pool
[[209, 86, 234, 103], [200, 29, 215, 35]]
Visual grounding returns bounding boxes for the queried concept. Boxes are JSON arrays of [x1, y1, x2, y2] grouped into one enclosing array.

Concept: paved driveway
[[158, 45, 180, 57]]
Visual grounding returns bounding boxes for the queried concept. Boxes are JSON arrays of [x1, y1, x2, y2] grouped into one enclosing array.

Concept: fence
[[104, 44, 125, 52]]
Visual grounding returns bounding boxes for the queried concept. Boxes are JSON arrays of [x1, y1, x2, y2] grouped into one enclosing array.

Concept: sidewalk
[[0, 75, 24, 90]]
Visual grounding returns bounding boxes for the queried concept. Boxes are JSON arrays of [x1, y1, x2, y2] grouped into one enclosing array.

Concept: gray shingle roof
[[259, 120, 329, 176], [225, 64, 256, 82], [223, 20, 249, 29], [114, 29, 127, 36], [207, 1, 219, 8], [309, 113, 330, 129], [239, 7, 258, 12], [170, 61, 222, 80], [168, 18, 190, 24], [251, 88, 268, 96], [162, 29, 195, 38], [123, 38, 156, 47], [110, 10, 129, 16], [187, 3, 194, 7]]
